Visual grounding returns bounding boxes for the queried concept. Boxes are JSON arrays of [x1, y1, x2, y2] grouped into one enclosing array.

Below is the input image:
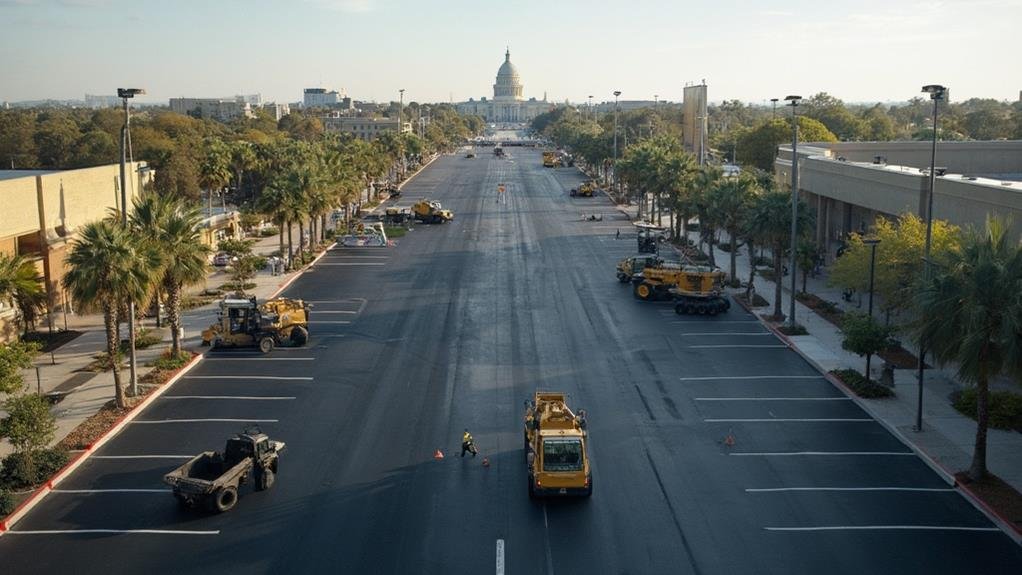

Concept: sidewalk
[[613, 203, 1022, 496], [0, 232, 308, 458]]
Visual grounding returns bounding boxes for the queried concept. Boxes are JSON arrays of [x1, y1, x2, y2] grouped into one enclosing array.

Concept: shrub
[[952, 388, 1022, 432], [0, 488, 14, 516], [778, 324, 808, 336], [151, 350, 193, 371], [0, 448, 69, 490], [120, 328, 161, 353], [259, 227, 279, 238], [0, 341, 40, 395], [830, 368, 894, 399], [1, 393, 57, 455]]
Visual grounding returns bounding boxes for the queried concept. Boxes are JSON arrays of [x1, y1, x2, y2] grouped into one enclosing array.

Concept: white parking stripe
[[161, 396, 295, 400], [203, 357, 314, 361], [687, 345, 787, 349], [312, 311, 357, 314], [50, 489, 171, 494], [496, 539, 505, 575], [91, 455, 193, 459], [308, 321, 351, 325], [677, 333, 771, 336], [5, 529, 220, 536], [679, 375, 822, 381], [183, 376, 313, 380], [131, 418, 279, 424], [316, 263, 386, 266], [706, 418, 873, 423], [695, 397, 850, 401], [747, 487, 954, 493], [730, 451, 914, 456], [671, 320, 762, 324], [324, 255, 389, 259], [764, 525, 999, 532]]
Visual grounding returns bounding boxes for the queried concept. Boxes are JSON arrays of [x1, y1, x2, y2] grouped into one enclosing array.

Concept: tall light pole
[[117, 87, 144, 397], [784, 95, 802, 328], [864, 237, 881, 379], [588, 95, 593, 121], [770, 97, 779, 119], [915, 83, 947, 433], [613, 90, 621, 196], [398, 88, 405, 178]]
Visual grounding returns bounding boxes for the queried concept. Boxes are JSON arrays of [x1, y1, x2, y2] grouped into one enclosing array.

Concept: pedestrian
[[461, 429, 477, 457], [616, 228, 620, 240]]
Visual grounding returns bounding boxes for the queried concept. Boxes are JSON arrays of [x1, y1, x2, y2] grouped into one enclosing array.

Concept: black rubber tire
[[213, 486, 238, 513], [289, 325, 309, 347], [257, 468, 276, 491], [175, 493, 193, 510], [675, 303, 685, 315], [708, 305, 719, 316], [528, 476, 536, 499], [258, 337, 274, 354], [634, 283, 653, 301], [585, 476, 593, 498], [697, 304, 707, 315], [617, 273, 630, 283]]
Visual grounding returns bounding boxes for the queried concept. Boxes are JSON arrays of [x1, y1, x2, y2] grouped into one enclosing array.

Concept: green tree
[[199, 137, 232, 199], [0, 110, 40, 169], [1, 393, 57, 456], [71, 130, 119, 167], [0, 253, 46, 336], [735, 117, 837, 171], [0, 341, 39, 395], [745, 191, 815, 321], [803, 92, 867, 141], [795, 239, 818, 294], [63, 221, 161, 408], [912, 217, 1022, 480], [33, 112, 82, 168], [708, 173, 759, 284], [841, 312, 895, 382]]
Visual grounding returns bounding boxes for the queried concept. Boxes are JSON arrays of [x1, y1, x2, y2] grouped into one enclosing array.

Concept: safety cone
[[434, 449, 444, 460], [482, 457, 490, 468], [723, 429, 736, 447]]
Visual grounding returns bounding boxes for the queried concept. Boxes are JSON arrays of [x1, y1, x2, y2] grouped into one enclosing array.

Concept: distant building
[[455, 49, 552, 123], [261, 102, 291, 121], [168, 97, 254, 122], [304, 88, 349, 109], [237, 94, 262, 106], [322, 115, 411, 141], [84, 94, 120, 109]]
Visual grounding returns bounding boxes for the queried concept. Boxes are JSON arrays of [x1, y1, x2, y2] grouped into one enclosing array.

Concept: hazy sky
[[2, 0, 1020, 106]]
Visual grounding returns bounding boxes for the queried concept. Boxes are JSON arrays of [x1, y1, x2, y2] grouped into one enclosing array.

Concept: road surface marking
[[671, 320, 762, 324], [161, 396, 295, 401], [315, 263, 386, 266], [677, 333, 772, 336], [306, 299, 368, 303], [183, 375, 313, 381], [203, 357, 314, 361], [131, 418, 279, 424], [50, 489, 171, 494], [5, 529, 220, 536], [679, 375, 822, 381], [310, 310, 358, 314], [323, 255, 389, 259], [90, 455, 193, 459], [730, 451, 913, 456], [764, 525, 999, 532], [496, 539, 505, 575], [747, 487, 954, 493], [705, 418, 873, 423], [542, 505, 554, 575], [308, 320, 352, 325], [687, 345, 788, 349], [695, 397, 850, 401]]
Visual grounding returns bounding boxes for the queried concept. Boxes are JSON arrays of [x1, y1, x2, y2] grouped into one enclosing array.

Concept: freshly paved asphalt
[[2, 145, 1021, 574]]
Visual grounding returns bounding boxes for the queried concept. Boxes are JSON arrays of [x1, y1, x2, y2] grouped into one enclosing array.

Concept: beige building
[[456, 50, 552, 123], [775, 140, 1022, 262], [0, 163, 152, 341], [322, 116, 412, 141], [169, 97, 255, 122]]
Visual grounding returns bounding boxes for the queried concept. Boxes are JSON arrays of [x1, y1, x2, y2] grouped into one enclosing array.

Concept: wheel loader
[[412, 200, 454, 224], [201, 296, 310, 353], [632, 263, 731, 315]]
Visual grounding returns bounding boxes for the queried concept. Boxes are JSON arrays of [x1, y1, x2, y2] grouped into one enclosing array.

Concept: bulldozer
[[201, 296, 310, 353], [632, 263, 731, 315], [412, 200, 454, 224], [524, 392, 591, 498]]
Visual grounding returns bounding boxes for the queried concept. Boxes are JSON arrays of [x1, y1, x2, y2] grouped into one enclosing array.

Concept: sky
[[1, 0, 1020, 106]]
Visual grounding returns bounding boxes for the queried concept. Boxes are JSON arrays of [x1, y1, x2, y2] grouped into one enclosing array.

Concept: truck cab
[[524, 392, 592, 498]]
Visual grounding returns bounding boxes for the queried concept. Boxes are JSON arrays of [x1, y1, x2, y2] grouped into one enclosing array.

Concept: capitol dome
[[493, 49, 523, 101]]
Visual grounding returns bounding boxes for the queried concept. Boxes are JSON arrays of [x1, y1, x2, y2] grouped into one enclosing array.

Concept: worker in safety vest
[[461, 429, 477, 457]]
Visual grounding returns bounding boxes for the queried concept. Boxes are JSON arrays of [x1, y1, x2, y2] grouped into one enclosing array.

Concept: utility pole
[[784, 95, 802, 328], [118, 87, 145, 397]]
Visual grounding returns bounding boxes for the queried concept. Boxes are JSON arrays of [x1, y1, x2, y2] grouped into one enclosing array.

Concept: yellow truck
[[412, 200, 454, 224], [632, 263, 732, 315], [524, 392, 592, 498], [542, 151, 560, 168]]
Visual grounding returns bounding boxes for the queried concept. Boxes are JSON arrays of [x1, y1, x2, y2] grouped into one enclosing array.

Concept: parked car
[[213, 252, 231, 267]]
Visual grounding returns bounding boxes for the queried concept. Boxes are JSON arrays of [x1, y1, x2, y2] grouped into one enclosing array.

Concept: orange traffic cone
[[482, 457, 490, 468], [723, 429, 736, 447], [434, 449, 444, 460]]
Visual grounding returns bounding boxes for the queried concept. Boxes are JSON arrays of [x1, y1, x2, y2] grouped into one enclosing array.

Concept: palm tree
[[63, 221, 160, 408], [130, 194, 210, 356], [0, 253, 46, 335], [708, 173, 759, 284], [692, 166, 723, 266], [745, 191, 814, 320], [913, 217, 1022, 481], [199, 138, 232, 212]]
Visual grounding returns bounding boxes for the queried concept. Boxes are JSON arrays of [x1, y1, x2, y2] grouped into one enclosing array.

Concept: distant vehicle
[[542, 151, 560, 168], [466, 151, 476, 158], [212, 252, 231, 267], [494, 146, 505, 158]]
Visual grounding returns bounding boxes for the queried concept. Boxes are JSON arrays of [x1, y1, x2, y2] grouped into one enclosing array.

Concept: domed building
[[456, 49, 552, 123]]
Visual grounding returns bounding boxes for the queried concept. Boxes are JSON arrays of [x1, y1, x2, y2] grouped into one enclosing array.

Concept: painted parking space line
[[182, 376, 313, 381], [677, 333, 772, 337], [679, 375, 823, 381], [705, 418, 873, 423], [308, 320, 352, 325], [686, 345, 788, 349], [90, 455, 193, 460], [747, 487, 955, 493], [5, 529, 220, 536], [695, 397, 851, 401], [50, 489, 171, 494], [730, 451, 914, 456], [161, 395, 295, 401], [322, 255, 389, 259], [670, 320, 763, 324], [311, 311, 357, 314], [496, 539, 505, 575], [131, 418, 279, 424], [764, 525, 999, 532], [203, 357, 314, 361], [315, 263, 387, 266]]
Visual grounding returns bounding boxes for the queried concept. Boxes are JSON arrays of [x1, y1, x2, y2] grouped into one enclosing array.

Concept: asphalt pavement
[[1, 145, 1020, 574]]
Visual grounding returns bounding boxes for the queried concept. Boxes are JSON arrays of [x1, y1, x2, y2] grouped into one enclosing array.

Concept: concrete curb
[[0, 353, 204, 534], [271, 242, 336, 299], [732, 294, 1022, 545]]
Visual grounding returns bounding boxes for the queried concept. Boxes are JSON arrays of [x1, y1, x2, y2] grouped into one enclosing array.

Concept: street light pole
[[118, 87, 145, 398], [613, 90, 621, 197], [770, 98, 779, 119], [398, 88, 405, 179], [588, 95, 593, 122], [784, 95, 802, 328], [915, 84, 947, 433], [864, 237, 881, 379]]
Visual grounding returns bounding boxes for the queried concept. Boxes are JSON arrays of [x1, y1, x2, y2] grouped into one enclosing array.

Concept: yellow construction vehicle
[[542, 151, 560, 168], [571, 180, 597, 197], [633, 263, 731, 315], [524, 392, 592, 498], [616, 254, 668, 283], [201, 296, 310, 353], [411, 200, 454, 224]]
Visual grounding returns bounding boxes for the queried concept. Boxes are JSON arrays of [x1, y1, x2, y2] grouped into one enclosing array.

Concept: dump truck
[[412, 199, 454, 224], [201, 296, 310, 353], [542, 151, 560, 168], [632, 263, 731, 315], [524, 392, 592, 498], [164, 429, 284, 513]]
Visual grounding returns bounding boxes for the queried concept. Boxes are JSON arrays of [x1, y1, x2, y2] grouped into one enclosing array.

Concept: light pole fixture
[[398, 88, 406, 177], [613, 90, 622, 195], [770, 97, 779, 119], [588, 95, 593, 121], [784, 94, 802, 328], [863, 237, 881, 379], [915, 83, 947, 433], [117, 87, 145, 397]]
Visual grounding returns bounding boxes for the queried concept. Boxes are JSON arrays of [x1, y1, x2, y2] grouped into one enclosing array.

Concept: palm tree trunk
[[168, 282, 182, 357], [278, 223, 285, 256], [287, 221, 294, 267], [298, 220, 306, 260], [772, 247, 784, 320], [104, 304, 126, 409], [729, 229, 738, 285], [970, 373, 990, 480], [706, 229, 717, 267], [745, 239, 757, 300]]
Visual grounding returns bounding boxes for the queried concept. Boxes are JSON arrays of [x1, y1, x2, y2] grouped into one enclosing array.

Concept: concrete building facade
[[0, 163, 152, 341], [322, 116, 412, 141], [169, 98, 255, 122], [774, 140, 1022, 262]]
